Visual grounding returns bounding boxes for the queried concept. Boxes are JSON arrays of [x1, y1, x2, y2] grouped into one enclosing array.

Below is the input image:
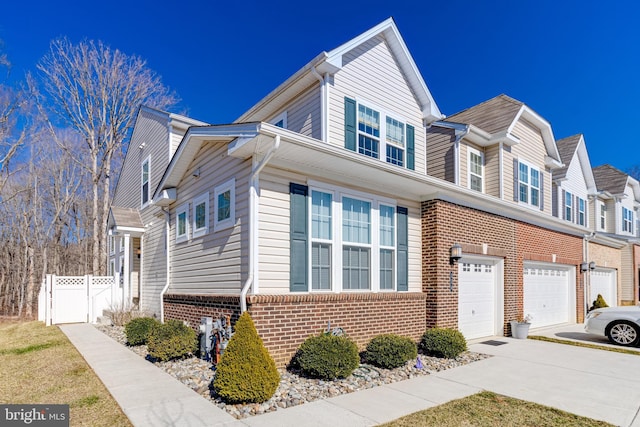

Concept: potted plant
[[510, 314, 532, 339]]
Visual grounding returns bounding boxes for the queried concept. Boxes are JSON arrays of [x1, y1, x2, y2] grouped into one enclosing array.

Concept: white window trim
[[141, 156, 151, 208], [119, 236, 124, 253], [577, 197, 586, 226], [192, 192, 209, 239], [564, 191, 573, 221], [176, 203, 189, 243], [310, 189, 335, 291], [109, 235, 115, 255], [355, 98, 408, 168], [622, 206, 634, 234], [307, 180, 397, 293], [600, 202, 607, 231], [109, 259, 116, 276], [214, 178, 235, 231], [271, 111, 287, 128], [517, 159, 541, 209], [468, 147, 484, 193]]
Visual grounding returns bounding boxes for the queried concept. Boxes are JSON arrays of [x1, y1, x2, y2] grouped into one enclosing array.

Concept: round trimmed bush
[[146, 319, 197, 362], [419, 328, 467, 359], [213, 312, 279, 404], [124, 317, 160, 346], [365, 334, 417, 369], [291, 334, 359, 380]]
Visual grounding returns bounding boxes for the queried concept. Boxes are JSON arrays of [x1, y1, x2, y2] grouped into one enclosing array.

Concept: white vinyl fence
[[38, 274, 122, 326]]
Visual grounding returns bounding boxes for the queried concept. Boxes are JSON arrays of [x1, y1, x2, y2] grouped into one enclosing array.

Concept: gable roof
[[237, 17, 443, 125], [445, 94, 562, 167], [108, 206, 145, 236], [593, 164, 637, 196], [553, 134, 596, 192]]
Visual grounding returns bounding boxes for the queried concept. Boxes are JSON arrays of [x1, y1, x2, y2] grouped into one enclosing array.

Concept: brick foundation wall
[[422, 200, 585, 334], [164, 292, 427, 368]]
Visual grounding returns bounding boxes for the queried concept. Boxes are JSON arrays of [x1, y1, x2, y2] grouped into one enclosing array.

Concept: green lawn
[[0, 320, 132, 427], [380, 391, 613, 427]]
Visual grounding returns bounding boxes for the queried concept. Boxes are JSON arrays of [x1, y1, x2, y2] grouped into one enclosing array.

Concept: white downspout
[[499, 141, 504, 199], [160, 207, 171, 322], [240, 135, 281, 313], [311, 67, 327, 142], [583, 231, 596, 318]]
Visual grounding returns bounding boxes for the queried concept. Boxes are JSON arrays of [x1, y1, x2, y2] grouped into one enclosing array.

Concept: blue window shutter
[[344, 97, 357, 151], [406, 124, 415, 170], [513, 159, 519, 202], [290, 183, 308, 292], [539, 172, 544, 210], [397, 206, 408, 292]]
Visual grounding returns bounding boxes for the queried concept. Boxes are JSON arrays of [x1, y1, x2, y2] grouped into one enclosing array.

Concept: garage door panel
[[590, 269, 616, 307], [524, 266, 571, 328], [459, 262, 496, 340]]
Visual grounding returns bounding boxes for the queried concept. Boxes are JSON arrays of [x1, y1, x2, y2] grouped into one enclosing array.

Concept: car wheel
[[607, 321, 640, 346]]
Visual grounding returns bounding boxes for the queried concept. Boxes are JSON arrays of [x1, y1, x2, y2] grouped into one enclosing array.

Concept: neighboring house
[[592, 164, 640, 305], [109, 19, 629, 366], [553, 135, 624, 308]]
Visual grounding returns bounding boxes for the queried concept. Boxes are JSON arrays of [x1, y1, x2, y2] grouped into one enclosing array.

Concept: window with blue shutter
[[290, 183, 308, 292]]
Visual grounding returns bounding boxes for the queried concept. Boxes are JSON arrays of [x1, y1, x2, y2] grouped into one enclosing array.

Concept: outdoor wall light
[[192, 167, 201, 178], [450, 243, 462, 265], [589, 261, 596, 270], [580, 261, 597, 272], [136, 248, 141, 259]]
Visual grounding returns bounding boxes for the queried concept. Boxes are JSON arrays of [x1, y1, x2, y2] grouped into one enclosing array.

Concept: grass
[[529, 335, 640, 356], [380, 391, 614, 427], [0, 320, 132, 427]]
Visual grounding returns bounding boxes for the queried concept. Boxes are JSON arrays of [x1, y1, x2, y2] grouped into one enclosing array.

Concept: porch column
[[123, 233, 131, 305]]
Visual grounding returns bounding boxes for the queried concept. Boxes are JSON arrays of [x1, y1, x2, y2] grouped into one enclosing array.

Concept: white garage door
[[590, 268, 617, 308], [459, 260, 497, 339], [523, 264, 572, 328]]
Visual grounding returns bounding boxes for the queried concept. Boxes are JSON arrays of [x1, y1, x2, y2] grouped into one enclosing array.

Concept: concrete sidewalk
[[61, 323, 640, 427]]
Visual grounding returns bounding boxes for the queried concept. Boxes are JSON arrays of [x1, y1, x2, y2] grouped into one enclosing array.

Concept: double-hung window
[[176, 203, 189, 243], [623, 207, 634, 233], [109, 236, 115, 255], [564, 192, 573, 221], [342, 197, 371, 290], [141, 157, 150, 206], [311, 191, 332, 290], [346, 98, 414, 170], [577, 197, 586, 226], [518, 161, 541, 207], [379, 204, 395, 290], [192, 193, 209, 238], [600, 204, 607, 230], [214, 178, 235, 231], [468, 148, 483, 192]]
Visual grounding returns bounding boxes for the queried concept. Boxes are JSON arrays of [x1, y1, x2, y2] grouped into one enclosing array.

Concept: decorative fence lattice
[[38, 274, 121, 325]]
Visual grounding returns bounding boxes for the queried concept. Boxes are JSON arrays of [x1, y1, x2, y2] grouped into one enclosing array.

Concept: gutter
[[160, 207, 171, 322], [310, 67, 327, 142], [240, 134, 281, 313]]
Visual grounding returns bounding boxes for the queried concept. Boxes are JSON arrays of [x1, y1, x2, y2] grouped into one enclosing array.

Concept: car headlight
[[586, 311, 602, 320]]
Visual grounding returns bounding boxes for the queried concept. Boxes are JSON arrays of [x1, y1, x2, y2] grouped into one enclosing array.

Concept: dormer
[[593, 164, 640, 237]]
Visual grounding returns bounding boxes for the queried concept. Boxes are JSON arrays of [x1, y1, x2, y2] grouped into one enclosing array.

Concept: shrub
[[124, 317, 159, 346], [291, 333, 360, 380], [419, 328, 467, 359], [146, 319, 197, 362], [364, 334, 417, 369], [589, 294, 609, 311], [213, 312, 279, 404]]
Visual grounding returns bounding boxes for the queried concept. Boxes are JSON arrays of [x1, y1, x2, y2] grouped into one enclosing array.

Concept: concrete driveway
[[530, 322, 640, 352]]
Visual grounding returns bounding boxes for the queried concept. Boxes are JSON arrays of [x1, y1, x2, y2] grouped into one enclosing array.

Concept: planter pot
[[510, 321, 530, 339]]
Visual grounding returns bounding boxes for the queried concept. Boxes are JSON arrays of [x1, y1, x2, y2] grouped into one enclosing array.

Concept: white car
[[585, 306, 640, 347]]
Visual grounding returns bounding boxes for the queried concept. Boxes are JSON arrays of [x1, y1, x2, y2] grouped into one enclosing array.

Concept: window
[[141, 157, 150, 206], [385, 116, 404, 166], [623, 207, 634, 233], [176, 203, 189, 243], [564, 191, 573, 221], [192, 192, 209, 238], [109, 259, 115, 276], [358, 104, 380, 159], [342, 197, 371, 290], [109, 236, 115, 255], [119, 236, 124, 253], [600, 204, 607, 230], [577, 197, 586, 226], [214, 178, 235, 231], [468, 148, 483, 192], [119, 255, 124, 276], [379, 204, 395, 290], [271, 111, 287, 128], [518, 161, 541, 207], [311, 190, 332, 290]]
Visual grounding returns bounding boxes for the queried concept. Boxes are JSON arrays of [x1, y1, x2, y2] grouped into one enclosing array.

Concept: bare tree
[[37, 38, 178, 275]]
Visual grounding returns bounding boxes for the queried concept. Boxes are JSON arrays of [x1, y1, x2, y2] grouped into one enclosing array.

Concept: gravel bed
[[95, 324, 490, 419]]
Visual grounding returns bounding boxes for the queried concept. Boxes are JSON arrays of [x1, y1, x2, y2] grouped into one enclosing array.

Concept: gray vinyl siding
[[139, 210, 166, 316], [271, 85, 321, 139], [426, 127, 455, 183], [328, 35, 427, 174], [484, 144, 500, 198], [257, 165, 422, 294], [558, 151, 590, 226], [168, 141, 251, 295]]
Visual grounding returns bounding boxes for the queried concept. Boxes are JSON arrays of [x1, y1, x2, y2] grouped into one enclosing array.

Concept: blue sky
[[2, 0, 639, 170]]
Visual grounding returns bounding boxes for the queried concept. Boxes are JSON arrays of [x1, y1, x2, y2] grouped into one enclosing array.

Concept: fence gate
[[38, 274, 121, 326]]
